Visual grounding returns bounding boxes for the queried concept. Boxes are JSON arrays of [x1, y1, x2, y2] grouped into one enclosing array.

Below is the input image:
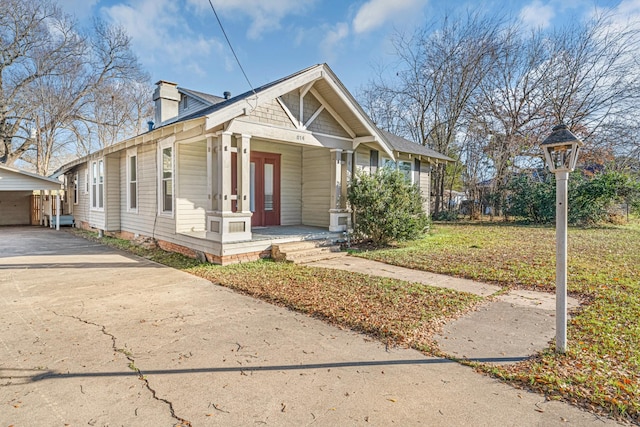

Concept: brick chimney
[[153, 80, 179, 125]]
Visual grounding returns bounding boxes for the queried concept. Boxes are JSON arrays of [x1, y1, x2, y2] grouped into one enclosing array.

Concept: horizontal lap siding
[[251, 140, 302, 226], [71, 165, 90, 225], [420, 163, 431, 213], [302, 147, 330, 227], [177, 141, 207, 233], [120, 144, 158, 236], [105, 155, 121, 231]]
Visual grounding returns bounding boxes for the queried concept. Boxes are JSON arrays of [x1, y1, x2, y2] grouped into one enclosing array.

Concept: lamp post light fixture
[[540, 123, 583, 354]]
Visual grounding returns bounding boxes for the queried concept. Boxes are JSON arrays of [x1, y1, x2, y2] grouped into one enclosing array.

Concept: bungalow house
[[54, 64, 452, 264]]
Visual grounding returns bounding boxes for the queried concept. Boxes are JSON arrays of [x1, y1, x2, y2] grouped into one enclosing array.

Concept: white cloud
[[519, 0, 556, 29], [321, 22, 350, 61], [186, 0, 317, 39], [101, 0, 226, 81], [352, 0, 429, 34]]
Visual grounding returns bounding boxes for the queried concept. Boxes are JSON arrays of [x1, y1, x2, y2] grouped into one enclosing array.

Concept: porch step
[[272, 240, 346, 264]]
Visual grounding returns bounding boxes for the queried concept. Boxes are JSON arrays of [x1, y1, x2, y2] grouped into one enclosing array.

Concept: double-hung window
[[90, 159, 104, 210], [158, 140, 173, 215], [127, 149, 138, 212]]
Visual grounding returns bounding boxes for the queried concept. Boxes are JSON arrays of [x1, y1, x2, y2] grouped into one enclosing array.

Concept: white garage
[[0, 165, 62, 226]]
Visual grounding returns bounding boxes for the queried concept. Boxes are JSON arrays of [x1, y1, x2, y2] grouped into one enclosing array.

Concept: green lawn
[[74, 223, 640, 422], [356, 222, 640, 421]]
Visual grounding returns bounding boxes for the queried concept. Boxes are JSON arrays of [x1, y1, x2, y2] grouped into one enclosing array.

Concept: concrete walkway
[[308, 257, 580, 363], [0, 227, 616, 426]]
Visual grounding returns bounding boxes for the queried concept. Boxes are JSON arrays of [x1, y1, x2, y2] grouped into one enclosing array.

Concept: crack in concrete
[[52, 311, 192, 427]]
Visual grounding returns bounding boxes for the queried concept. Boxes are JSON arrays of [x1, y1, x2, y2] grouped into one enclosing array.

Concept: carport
[[0, 164, 64, 229]]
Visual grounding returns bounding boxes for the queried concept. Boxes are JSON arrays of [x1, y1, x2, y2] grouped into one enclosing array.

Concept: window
[[73, 173, 79, 205], [398, 160, 412, 182], [181, 94, 188, 109], [369, 150, 379, 173], [90, 159, 104, 210], [127, 150, 138, 212], [383, 158, 413, 182], [158, 141, 173, 214]]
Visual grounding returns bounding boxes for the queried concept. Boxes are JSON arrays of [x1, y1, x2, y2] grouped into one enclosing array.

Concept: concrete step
[[284, 246, 342, 263], [272, 240, 344, 264]]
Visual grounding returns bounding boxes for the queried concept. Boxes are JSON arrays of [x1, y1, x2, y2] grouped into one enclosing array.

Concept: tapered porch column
[[218, 131, 233, 213], [206, 131, 252, 243], [329, 148, 350, 232], [236, 134, 251, 214], [329, 149, 342, 210]]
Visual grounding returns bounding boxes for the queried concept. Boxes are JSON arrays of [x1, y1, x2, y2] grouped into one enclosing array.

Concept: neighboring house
[[0, 164, 63, 226], [54, 64, 452, 264]]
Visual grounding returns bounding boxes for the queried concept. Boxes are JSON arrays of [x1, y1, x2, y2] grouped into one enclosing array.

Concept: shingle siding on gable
[[307, 108, 350, 138], [280, 92, 300, 121], [247, 98, 296, 128]]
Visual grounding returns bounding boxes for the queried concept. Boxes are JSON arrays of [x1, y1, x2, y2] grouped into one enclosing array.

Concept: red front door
[[251, 152, 281, 227]]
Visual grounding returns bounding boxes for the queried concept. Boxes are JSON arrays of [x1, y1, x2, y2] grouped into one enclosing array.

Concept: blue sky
[[58, 0, 639, 99]]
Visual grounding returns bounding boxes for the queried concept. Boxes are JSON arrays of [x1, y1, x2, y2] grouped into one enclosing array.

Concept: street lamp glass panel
[[540, 124, 584, 173]]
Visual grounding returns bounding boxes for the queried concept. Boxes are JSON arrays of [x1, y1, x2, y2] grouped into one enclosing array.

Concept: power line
[[208, 0, 256, 96]]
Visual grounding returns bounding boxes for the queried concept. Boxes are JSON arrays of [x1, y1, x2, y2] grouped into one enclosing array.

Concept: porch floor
[[180, 225, 344, 244], [251, 225, 343, 242]]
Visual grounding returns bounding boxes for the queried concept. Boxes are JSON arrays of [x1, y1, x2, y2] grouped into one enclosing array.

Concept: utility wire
[[208, 0, 256, 96]]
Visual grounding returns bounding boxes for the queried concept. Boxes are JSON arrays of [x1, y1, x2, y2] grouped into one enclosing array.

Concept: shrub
[[347, 168, 430, 247], [506, 170, 640, 225]]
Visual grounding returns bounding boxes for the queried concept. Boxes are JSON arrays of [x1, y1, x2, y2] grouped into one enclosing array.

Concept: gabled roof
[[378, 130, 454, 162], [179, 87, 225, 105], [0, 164, 62, 191], [178, 64, 321, 122]]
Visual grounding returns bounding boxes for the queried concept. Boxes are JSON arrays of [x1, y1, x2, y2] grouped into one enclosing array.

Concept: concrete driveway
[[0, 227, 618, 426]]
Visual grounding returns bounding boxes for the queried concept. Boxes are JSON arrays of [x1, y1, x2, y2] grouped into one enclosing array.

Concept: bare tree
[[1, 0, 150, 174], [0, 0, 82, 167], [360, 12, 504, 215]]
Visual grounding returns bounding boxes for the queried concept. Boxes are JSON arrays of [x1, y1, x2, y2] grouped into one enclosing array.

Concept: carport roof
[[0, 164, 62, 191]]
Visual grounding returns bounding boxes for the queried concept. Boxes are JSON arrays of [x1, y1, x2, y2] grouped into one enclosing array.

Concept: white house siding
[[355, 146, 373, 173], [71, 164, 90, 226], [0, 191, 31, 225], [420, 162, 431, 213], [247, 98, 296, 128], [302, 147, 330, 227], [105, 155, 121, 231], [120, 143, 157, 236], [251, 140, 302, 226], [176, 141, 208, 233]]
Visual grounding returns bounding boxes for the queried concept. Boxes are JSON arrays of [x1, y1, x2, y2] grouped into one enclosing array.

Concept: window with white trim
[[127, 149, 138, 212], [90, 159, 104, 210], [398, 160, 412, 182], [158, 141, 173, 214]]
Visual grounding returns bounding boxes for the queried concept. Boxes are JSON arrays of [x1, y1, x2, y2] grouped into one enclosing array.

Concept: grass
[[70, 224, 640, 422], [355, 222, 640, 422]]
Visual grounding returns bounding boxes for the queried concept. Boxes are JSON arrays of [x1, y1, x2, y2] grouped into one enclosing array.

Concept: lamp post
[[540, 123, 583, 354]]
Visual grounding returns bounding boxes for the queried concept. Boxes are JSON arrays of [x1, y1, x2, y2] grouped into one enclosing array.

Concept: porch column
[[329, 148, 349, 232], [55, 192, 60, 231], [206, 131, 252, 244], [207, 136, 215, 211], [341, 150, 353, 209], [236, 134, 251, 214], [329, 149, 343, 210], [218, 131, 233, 213]]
